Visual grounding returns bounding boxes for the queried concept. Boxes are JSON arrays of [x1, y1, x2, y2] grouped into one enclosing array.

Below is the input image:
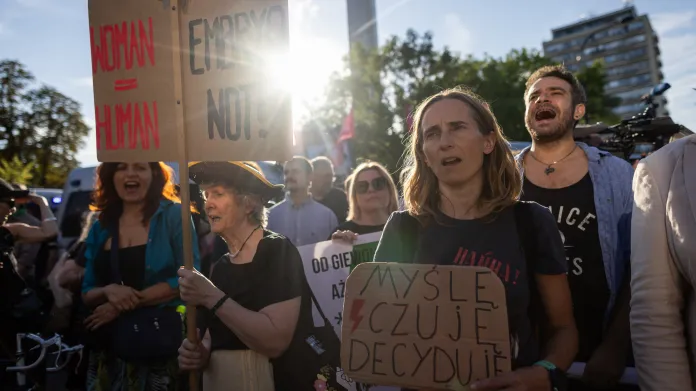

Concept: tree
[[576, 61, 621, 125], [0, 156, 34, 184], [311, 30, 619, 177], [0, 60, 90, 188]]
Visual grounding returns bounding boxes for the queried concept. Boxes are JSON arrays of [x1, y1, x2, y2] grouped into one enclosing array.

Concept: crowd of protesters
[[0, 64, 694, 391]]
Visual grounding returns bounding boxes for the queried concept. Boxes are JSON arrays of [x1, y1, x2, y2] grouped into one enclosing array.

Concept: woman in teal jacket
[[81, 161, 200, 391]]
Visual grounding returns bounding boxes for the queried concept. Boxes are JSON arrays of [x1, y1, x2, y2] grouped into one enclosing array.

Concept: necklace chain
[[229, 225, 261, 258], [529, 145, 577, 175]]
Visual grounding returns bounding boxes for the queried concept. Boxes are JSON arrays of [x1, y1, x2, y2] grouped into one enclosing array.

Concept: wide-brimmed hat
[[188, 162, 284, 204], [0, 179, 29, 201]]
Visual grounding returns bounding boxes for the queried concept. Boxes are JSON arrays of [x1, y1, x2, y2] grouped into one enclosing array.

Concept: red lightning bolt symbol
[[349, 299, 365, 333]]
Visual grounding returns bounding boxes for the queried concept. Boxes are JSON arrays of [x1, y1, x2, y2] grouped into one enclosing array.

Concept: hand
[[104, 284, 142, 311], [177, 267, 220, 307], [178, 329, 209, 371], [331, 230, 358, 244], [28, 194, 48, 206], [85, 302, 120, 330], [471, 366, 549, 391], [582, 343, 627, 389]]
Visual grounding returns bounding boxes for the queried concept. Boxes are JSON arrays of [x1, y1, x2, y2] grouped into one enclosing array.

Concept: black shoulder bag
[[266, 243, 350, 391], [106, 225, 183, 363]]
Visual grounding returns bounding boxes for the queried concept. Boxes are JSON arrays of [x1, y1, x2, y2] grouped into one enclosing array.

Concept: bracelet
[[43, 217, 57, 222], [211, 294, 229, 316]]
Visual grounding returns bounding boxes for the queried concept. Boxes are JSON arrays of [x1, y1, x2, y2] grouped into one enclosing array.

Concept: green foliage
[[0, 60, 89, 188], [311, 30, 620, 177], [0, 155, 34, 184]]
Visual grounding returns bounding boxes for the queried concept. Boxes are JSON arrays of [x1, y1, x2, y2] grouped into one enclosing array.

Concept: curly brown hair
[[90, 162, 185, 228]]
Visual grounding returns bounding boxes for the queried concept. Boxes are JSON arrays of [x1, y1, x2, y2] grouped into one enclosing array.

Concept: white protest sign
[[297, 232, 382, 337]]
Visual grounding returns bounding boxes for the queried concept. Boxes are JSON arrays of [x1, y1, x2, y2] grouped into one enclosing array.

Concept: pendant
[[545, 166, 555, 175]]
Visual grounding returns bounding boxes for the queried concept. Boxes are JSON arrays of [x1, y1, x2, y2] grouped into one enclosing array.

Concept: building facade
[[346, 0, 379, 51], [543, 6, 667, 119]]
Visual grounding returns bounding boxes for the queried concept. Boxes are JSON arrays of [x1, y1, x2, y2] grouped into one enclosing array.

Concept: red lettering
[[143, 101, 160, 149], [95, 101, 159, 151], [113, 22, 130, 71], [490, 260, 503, 275], [139, 18, 155, 67], [94, 104, 112, 150], [90, 27, 105, 74], [91, 17, 156, 74], [116, 103, 131, 149]]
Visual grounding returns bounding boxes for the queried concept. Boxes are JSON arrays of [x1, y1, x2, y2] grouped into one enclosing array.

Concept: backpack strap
[[399, 213, 422, 264], [513, 201, 546, 344]]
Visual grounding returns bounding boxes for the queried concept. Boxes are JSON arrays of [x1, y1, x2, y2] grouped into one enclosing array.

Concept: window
[[613, 102, 645, 115], [605, 48, 647, 63], [613, 87, 651, 102], [606, 73, 652, 89], [606, 61, 649, 77]]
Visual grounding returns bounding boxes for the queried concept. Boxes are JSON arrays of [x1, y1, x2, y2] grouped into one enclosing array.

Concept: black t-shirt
[[315, 187, 349, 224], [373, 204, 567, 369], [522, 173, 608, 362], [93, 245, 147, 290], [198, 230, 305, 352], [329, 220, 385, 239]]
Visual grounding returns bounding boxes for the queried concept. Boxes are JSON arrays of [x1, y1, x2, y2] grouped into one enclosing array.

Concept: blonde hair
[[345, 161, 399, 221], [402, 87, 522, 222]]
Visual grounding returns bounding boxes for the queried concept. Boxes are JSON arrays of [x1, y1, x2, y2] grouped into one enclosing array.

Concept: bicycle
[[1, 333, 84, 391]]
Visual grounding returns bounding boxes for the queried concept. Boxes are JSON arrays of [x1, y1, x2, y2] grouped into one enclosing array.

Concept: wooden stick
[[168, 2, 198, 389], [179, 161, 199, 391]]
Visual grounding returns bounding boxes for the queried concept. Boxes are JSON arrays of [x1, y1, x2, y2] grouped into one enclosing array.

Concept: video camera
[[574, 83, 692, 162]]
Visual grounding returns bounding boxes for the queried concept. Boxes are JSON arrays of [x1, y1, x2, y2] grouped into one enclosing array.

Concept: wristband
[[211, 294, 229, 316]]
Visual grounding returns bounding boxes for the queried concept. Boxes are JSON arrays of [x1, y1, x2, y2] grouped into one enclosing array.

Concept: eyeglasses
[[355, 177, 387, 194]]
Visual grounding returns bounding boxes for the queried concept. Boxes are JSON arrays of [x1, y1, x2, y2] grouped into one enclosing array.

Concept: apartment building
[[543, 6, 667, 119]]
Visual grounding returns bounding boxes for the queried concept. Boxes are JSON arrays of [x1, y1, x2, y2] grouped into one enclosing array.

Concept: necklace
[[229, 225, 261, 258], [529, 145, 578, 175]]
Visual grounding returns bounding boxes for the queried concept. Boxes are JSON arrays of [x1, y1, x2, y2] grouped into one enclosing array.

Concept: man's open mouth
[[535, 108, 557, 121]]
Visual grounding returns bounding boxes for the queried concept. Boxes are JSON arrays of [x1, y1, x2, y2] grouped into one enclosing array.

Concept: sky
[[0, 0, 694, 167]]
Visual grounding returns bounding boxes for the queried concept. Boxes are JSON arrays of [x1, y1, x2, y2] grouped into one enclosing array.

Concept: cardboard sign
[[89, 1, 180, 162], [180, 0, 292, 162], [88, 0, 292, 163], [341, 263, 511, 390], [297, 232, 382, 338]]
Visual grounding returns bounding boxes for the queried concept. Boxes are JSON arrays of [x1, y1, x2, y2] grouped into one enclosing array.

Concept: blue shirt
[[516, 142, 634, 322], [81, 200, 201, 307], [267, 196, 338, 246]]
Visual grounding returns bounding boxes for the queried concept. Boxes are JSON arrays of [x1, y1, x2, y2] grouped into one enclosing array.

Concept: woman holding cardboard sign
[[331, 161, 399, 243], [373, 88, 578, 391], [81, 162, 200, 391]]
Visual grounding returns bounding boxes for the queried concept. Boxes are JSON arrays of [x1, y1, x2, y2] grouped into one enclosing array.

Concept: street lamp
[[574, 15, 636, 124], [575, 15, 636, 62]]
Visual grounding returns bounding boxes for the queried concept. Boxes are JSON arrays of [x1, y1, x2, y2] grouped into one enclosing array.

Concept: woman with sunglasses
[[331, 161, 399, 243]]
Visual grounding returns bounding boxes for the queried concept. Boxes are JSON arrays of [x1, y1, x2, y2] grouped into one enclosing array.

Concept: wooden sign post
[[87, 1, 292, 389]]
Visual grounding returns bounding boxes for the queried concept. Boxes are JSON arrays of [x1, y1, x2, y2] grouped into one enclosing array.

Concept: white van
[[56, 161, 284, 249]]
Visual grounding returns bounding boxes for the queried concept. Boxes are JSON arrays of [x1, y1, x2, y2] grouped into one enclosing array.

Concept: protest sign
[[88, 0, 292, 163], [180, 0, 292, 162], [341, 263, 511, 390], [89, 1, 180, 162], [298, 232, 382, 337]]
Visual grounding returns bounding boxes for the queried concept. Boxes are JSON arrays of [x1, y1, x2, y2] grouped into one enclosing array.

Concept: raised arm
[[6, 195, 58, 243], [630, 161, 692, 391]]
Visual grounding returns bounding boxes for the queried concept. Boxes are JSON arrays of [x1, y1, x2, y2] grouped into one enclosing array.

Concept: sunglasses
[[355, 177, 387, 194]]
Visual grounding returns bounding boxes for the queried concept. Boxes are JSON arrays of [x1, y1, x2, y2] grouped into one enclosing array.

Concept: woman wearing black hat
[[177, 161, 311, 391]]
